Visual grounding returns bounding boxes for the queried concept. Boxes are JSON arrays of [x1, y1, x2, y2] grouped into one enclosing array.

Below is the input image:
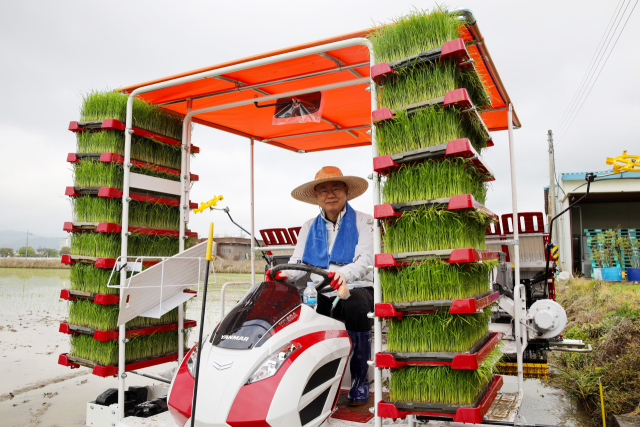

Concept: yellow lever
[[193, 195, 224, 214], [206, 223, 214, 262]]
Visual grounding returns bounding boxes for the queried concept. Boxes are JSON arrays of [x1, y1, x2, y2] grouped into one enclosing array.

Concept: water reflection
[[0, 268, 70, 315]]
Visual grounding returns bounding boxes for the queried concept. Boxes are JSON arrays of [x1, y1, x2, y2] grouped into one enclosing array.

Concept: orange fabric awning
[[120, 22, 519, 152]]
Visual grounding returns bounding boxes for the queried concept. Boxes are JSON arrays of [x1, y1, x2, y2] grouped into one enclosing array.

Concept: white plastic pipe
[[250, 140, 256, 286]]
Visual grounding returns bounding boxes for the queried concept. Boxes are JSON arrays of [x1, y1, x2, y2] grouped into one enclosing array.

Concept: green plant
[[69, 329, 189, 366], [379, 62, 490, 111], [70, 264, 120, 295], [80, 90, 185, 140], [77, 131, 184, 170], [73, 160, 180, 189], [383, 207, 494, 253], [68, 300, 185, 331], [591, 230, 619, 268], [386, 308, 492, 353], [381, 157, 489, 205], [70, 232, 179, 259], [376, 106, 489, 156], [388, 346, 502, 405], [71, 196, 180, 229], [369, 6, 466, 65], [380, 259, 498, 302]]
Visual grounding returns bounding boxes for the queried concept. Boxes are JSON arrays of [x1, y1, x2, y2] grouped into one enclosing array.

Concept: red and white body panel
[[168, 304, 351, 427]]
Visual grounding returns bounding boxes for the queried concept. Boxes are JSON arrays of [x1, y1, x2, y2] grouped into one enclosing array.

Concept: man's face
[[314, 181, 348, 217]]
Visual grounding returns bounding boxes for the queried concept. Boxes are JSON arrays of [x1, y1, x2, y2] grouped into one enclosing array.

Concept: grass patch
[[73, 160, 180, 188], [370, 6, 466, 65], [381, 157, 489, 205], [70, 264, 119, 295], [380, 259, 497, 302], [71, 196, 180, 229], [77, 131, 183, 170], [80, 90, 184, 140], [383, 208, 494, 253], [70, 329, 188, 366], [68, 300, 185, 331], [386, 308, 491, 353], [376, 107, 488, 156], [379, 62, 490, 111], [388, 346, 502, 405], [70, 233, 179, 259]]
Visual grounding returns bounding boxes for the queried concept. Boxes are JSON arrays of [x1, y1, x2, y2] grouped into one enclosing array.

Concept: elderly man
[[266, 166, 374, 406]]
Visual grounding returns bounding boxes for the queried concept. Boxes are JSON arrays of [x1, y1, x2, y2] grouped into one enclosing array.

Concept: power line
[[557, 0, 638, 142]]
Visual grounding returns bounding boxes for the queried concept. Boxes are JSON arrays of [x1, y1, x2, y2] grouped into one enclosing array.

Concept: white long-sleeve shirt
[[288, 206, 374, 293]]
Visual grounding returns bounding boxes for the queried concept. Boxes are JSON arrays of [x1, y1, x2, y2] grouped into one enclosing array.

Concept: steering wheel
[[269, 264, 333, 294]]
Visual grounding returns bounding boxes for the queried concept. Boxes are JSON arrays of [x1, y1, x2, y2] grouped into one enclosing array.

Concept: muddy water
[[0, 268, 591, 427]]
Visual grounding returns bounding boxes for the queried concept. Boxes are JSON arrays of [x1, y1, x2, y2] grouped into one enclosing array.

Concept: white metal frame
[[114, 34, 524, 425]]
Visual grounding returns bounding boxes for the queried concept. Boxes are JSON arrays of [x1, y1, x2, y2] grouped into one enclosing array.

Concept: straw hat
[[291, 166, 368, 205]]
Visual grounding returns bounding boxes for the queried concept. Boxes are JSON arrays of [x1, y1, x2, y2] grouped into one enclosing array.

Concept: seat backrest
[[501, 212, 545, 234], [485, 221, 502, 236], [259, 228, 293, 246], [288, 227, 302, 245]]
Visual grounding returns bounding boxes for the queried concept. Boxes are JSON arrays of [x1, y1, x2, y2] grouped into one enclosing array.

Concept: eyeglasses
[[316, 184, 346, 197]]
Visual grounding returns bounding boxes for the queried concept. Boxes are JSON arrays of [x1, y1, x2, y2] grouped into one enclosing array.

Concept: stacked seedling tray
[[370, 8, 503, 423], [58, 91, 198, 377]]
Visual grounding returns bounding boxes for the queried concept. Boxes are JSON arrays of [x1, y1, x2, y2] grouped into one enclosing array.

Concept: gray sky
[[1, 1, 638, 239]]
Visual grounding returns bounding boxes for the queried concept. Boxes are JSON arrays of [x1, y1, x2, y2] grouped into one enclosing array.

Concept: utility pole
[[25, 229, 33, 260], [547, 130, 557, 239]]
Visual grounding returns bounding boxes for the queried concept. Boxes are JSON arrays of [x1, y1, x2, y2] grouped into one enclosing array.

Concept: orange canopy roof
[[120, 22, 520, 153]]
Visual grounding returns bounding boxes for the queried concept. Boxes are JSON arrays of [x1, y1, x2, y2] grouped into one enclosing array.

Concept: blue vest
[[302, 203, 359, 269]]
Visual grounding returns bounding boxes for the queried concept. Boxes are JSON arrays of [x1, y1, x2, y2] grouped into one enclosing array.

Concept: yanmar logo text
[[221, 334, 249, 342]]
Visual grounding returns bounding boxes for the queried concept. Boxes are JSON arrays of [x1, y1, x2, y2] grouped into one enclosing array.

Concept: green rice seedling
[[370, 6, 466, 65], [69, 329, 189, 366], [70, 233, 179, 259], [381, 158, 489, 205], [379, 62, 490, 111], [73, 160, 180, 189], [376, 107, 488, 156], [80, 90, 185, 140], [386, 308, 492, 353], [380, 259, 498, 302], [70, 264, 120, 295], [71, 197, 180, 229], [388, 346, 503, 405], [77, 131, 184, 170], [69, 300, 186, 331], [383, 207, 495, 253]]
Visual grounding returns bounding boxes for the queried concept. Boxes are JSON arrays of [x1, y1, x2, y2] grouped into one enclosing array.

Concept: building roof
[[561, 169, 640, 181]]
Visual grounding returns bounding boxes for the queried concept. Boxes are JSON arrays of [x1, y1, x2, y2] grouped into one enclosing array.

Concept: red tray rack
[[371, 39, 472, 84], [65, 186, 198, 209], [372, 89, 493, 147], [61, 254, 160, 269], [377, 375, 503, 423], [376, 332, 501, 370], [67, 153, 199, 182], [373, 138, 494, 179], [375, 249, 501, 267], [58, 351, 189, 378], [59, 319, 197, 342], [68, 119, 200, 153], [375, 291, 500, 318], [375, 195, 497, 221], [60, 289, 119, 305], [63, 221, 198, 238]]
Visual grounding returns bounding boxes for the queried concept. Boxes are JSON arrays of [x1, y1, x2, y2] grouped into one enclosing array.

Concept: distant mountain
[[0, 230, 67, 251]]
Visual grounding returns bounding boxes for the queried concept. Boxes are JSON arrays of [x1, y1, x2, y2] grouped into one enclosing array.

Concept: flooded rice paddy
[[0, 268, 590, 426]]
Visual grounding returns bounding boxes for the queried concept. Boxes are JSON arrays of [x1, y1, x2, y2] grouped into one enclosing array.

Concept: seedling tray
[[61, 254, 160, 269], [376, 332, 500, 370], [377, 375, 503, 424], [376, 291, 499, 317], [376, 249, 501, 267], [373, 138, 493, 178], [371, 38, 472, 84], [67, 153, 199, 181], [68, 119, 200, 153], [65, 186, 197, 209], [58, 351, 189, 378], [59, 319, 196, 341], [372, 89, 493, 146], [63, 221, 198, 238], [60, 289, 119, 305], [375, 195, 497, 220]]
